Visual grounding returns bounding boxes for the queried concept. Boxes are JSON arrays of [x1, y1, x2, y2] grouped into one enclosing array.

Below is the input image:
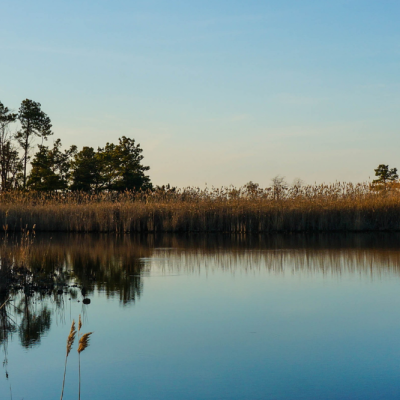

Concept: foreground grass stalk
[[78, 315, 82, 400], [60, 320, 76, 400], [78, 314, 93, 400]]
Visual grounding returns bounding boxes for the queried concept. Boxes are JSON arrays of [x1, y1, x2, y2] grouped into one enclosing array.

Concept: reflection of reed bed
[[4, 233, 400, 280], [2, 183, 400, 232], [149, 248, 400, 278], [8, 232, 400, 279]]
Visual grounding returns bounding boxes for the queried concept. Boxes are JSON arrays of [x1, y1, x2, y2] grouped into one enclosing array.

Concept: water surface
[[1, 233, 400, 400]]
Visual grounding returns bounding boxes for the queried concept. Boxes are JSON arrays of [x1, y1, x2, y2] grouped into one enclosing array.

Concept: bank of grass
[[0, 182, 400, 232]]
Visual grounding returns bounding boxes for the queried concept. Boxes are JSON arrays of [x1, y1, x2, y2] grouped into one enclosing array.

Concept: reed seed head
[[66, 320, 76, 356], [78, 314, 82, 331], [78, 332, 93, 354]]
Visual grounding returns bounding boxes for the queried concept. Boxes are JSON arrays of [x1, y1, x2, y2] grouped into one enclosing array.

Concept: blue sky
[[1, 0, 399, 187]]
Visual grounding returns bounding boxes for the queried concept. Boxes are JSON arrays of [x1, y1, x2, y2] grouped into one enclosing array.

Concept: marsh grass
[[59, 315, 93, 400], [77, 315, 92, 400], [0, 182, 400, 232], [60, 320, 76, 400]]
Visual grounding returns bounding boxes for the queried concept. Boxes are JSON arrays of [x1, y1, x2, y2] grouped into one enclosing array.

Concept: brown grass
[[66, 320, 76, 356], [77, 332, 93, 354], [60, 320, 76, 400], [1, 182, 400, 232]]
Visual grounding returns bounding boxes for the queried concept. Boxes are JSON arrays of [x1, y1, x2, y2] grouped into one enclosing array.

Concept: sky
[[1, 0, 400, 187]]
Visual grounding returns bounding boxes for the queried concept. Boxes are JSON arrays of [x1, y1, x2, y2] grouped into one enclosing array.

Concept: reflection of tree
[[71, 252, 144, 304], [0, 297, 16, 346], [16, 299, 51, 348], [0, 234, 152, 353], [0, 249, 17, 360], [35, 234, 152, 305], [2, 231, 400, 354]]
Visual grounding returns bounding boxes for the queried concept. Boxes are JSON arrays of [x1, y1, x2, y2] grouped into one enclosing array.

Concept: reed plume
[[78, 332, 93, 354], [77, 313, 93, 400], [60, 320, 76, 400], [2, 183, 400, 232]]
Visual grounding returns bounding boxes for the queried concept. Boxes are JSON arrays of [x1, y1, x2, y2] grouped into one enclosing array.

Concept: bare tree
[[271, 175, 287, 200], [0, 102, 19, 191]]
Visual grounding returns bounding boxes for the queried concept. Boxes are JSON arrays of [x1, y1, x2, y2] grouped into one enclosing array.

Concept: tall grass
[[60, 320, 76, 400], [1, 182, 400, 232]]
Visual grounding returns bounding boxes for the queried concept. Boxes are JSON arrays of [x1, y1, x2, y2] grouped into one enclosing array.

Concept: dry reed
[[77, 332, 93, 354], [60, 320, 76, 400], [77, 314, 93, 400], [0, 182, 400, 232]]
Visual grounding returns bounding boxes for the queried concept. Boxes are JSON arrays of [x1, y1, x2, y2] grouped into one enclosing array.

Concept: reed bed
[[1, 182, 400, 232]]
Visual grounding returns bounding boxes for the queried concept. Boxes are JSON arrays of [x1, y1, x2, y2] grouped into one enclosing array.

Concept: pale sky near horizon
[[1, 0, 399, 187]]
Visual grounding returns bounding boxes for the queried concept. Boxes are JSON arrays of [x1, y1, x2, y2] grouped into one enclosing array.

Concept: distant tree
[[27, 146, 63, 191], [27, 140, 75, 191], [27, 145, 58, 191], [49, 139, 77, 186], [271, 175, 287, 200], [97, 136, 151, 192], [0, 101, 19, 190], [70, 137, 151, 192], [70, 147, 102, 192], [17, 100, 53, 188], [111, 136, 151, 191], [1, 143, 23, 190], [373, 164, 398, 188], [96, 142, 118, 190]]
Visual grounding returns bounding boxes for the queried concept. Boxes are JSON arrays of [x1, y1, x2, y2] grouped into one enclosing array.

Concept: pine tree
[[110, 136, 152, 191], [27, 145, 64, 191], [17, 99, 53, 188], [373, 164, 398, 185], [70, 147, 102, 192]]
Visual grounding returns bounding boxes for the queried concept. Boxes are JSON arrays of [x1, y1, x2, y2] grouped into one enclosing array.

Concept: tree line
[[0, 99, 151, 192]]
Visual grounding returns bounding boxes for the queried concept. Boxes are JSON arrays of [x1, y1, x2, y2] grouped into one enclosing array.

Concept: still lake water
[[1, 233, 400, 400]]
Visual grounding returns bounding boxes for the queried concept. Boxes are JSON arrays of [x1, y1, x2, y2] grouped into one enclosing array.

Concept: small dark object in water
[[83, 298, 91, 305], [57, 289, 63, 295]]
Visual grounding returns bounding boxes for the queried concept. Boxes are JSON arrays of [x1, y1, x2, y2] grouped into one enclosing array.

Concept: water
[[1, 233, 400, 400]]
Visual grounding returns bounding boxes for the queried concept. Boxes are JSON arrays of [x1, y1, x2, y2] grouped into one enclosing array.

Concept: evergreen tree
[[96, 142, 118, 191], [373, 164, 398, 186], [27, 140, 74, 191], [110, 136, 151, 191], [27, 145, 63, 191], [17, 99, 53, 188], [1, 142, 22, 190], [71, 137, 151, 192], [49, 139, 77, 186], [70, 147, 102, 192]]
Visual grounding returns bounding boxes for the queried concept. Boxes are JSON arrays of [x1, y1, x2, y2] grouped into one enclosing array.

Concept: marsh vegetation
[[1, 181, 400, 232], [3, 99, 400, 233]]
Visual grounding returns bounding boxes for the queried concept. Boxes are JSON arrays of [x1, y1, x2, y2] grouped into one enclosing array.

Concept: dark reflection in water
[[1, 232, 400, 350], [2, 233, 400, 400]]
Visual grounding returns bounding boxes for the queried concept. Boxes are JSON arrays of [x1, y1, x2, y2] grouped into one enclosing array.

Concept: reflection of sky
[[3, 253, 400, 400], [2, 2, 400, 186]]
